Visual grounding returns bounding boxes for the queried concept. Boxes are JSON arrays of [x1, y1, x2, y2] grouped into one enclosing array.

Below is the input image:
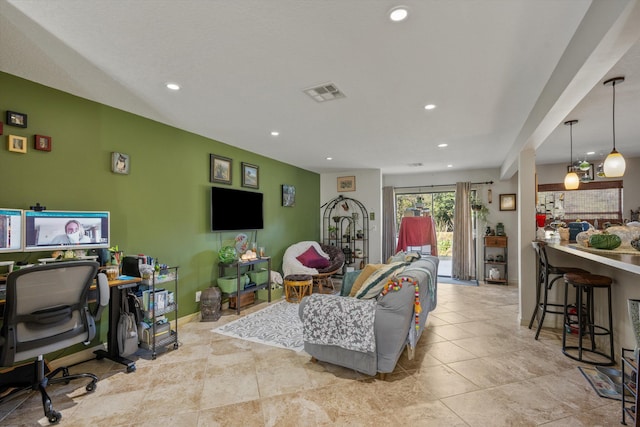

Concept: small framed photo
[[210, 154, 232, 184], [6, 111, 27, 128], [241, 162, 259, 189], [34, 134, 52, 151], [111, 152, 130, 174], [568, 164, 594, 181], [337, 176, 356, 192], [499, 193, 516, 211], [282, 184, 296, 207], [7, 135, 27, 153]]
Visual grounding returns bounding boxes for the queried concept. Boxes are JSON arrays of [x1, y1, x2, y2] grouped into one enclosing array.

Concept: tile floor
[[0, 281, 624, 426]]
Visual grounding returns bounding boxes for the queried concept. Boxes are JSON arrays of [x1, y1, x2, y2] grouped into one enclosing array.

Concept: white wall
[[320, 169, 383, 263]]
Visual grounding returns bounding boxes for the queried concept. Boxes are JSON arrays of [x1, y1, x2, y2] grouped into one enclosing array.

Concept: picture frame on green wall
[[242, 162, 259, 189], [34, 135, 52, 152], [6, 111, 27, 128], [210, 154, 232, 184], [282, 184, 295, 207], [112, 152, 130, 174], [8, 135, 27, 153]]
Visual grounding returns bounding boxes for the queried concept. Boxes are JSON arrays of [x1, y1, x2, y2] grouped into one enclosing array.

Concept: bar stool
[[284, 274, 313, 303], [528, 241, 590, 340], [562, 272, 615, 366]]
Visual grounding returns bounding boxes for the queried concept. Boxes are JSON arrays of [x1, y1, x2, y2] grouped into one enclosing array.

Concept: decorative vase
[[627, 299, 640, 359]]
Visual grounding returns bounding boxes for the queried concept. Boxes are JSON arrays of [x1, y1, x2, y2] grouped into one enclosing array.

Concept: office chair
[[0, 261, 109, 424]]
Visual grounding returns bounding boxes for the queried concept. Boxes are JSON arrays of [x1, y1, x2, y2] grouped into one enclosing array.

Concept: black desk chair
[[528, 241, 589, 340], [0, 261, 109, 424]]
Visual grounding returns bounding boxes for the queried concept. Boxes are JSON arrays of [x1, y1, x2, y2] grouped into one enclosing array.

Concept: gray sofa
[[298, 256, 438, 377]]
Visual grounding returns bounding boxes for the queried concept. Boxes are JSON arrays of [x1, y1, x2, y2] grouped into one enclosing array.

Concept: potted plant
[[328, 226, 338, 239], [470, 198, 489, 222]]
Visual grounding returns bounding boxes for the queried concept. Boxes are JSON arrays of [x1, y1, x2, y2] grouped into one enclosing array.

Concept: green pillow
[[340, 270, 362, 296]]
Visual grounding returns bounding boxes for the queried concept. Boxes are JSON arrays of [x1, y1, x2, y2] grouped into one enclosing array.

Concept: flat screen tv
[[24, 210, 110, 252], [211, 187, 263, 231], [0, 208, 24, 253]]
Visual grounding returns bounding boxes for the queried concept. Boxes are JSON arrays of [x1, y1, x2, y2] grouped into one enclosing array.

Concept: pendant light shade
[[603, 77, 626, 178], [564, 120, 579, 190]]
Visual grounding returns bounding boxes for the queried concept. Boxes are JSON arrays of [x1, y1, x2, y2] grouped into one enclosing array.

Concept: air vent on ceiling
[[303, 83, 346, 102], [408, 163, 423, 167]]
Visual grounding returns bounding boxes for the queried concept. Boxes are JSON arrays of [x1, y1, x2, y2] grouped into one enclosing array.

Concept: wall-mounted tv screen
[[0, 208, 24, 253], [211, 187, 263, 231], [24, 210, 110, 252]]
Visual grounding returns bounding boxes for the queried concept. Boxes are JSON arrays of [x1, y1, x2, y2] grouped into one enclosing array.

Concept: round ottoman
[[284, 274, 313, 303]]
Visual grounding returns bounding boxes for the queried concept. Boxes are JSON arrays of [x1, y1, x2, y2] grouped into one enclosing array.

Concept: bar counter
[[542, 240, 640, 359], [545, 241, 640, 275]]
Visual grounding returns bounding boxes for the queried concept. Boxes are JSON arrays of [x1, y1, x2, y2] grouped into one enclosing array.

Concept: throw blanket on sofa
[[302, 294, 377, 353]]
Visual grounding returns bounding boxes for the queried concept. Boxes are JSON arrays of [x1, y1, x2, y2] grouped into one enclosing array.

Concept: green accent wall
[[0, 72, 320, 345]]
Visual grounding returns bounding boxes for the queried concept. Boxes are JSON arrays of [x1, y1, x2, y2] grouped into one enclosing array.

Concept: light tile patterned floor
[[0, 282, 622, 426]]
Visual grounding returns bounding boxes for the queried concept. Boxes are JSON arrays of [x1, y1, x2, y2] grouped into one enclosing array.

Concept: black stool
[[528, 241, 590, 340], [562, 272, 615, 366]]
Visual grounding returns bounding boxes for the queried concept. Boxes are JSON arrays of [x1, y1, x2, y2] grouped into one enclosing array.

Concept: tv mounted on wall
[[0, 208, 24, 253], [24, 210, 110, 252], [211, 187, 263, 231]]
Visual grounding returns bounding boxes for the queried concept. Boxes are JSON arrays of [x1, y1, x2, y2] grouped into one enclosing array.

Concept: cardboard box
[[229, 291, 255, 309]]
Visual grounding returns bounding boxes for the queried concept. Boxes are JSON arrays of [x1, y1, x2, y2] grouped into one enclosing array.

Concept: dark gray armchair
[[0, 261, 109, 424]]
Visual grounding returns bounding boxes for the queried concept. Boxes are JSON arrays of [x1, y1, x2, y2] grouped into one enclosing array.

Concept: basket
[[248, 269, 268, 285], [257, 287, 283, 301], [217, 275, 248, 293]]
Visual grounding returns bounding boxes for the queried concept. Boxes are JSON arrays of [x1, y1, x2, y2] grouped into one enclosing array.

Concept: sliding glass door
[[395, 192, 454, 277]]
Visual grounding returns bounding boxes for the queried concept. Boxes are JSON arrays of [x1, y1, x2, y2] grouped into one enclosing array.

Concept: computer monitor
[[0, 208, 24, 253], [24, 210, 110, 252]]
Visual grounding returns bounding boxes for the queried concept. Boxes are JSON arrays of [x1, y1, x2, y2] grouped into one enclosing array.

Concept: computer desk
[[0, 274, 142, 374]]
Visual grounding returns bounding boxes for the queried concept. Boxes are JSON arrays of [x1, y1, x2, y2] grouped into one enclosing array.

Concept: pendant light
[[564, 120, 580, 190], [603, 77, 626, 177]]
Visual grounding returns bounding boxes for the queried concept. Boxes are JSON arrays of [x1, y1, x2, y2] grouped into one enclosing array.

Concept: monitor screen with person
[[0, 208, 24, 253], [24, 210, 110, 252]]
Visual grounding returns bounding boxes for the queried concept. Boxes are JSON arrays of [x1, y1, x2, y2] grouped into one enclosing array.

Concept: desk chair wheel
[[86, 381, 97, 392], [47, 410, 62, 424], [126, 364, 136, 373]]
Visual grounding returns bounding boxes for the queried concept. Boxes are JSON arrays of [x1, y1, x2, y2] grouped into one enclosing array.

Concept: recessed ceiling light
[[166, 82, 180, 91], [270, 131, 279, 136], [447, 164, 453, 168], [389, 6, 408, 22], [437, 143, 448, 148], [586, 151, 595, 155], [326, 157, 333, 161], [424, 104, 436, 110]]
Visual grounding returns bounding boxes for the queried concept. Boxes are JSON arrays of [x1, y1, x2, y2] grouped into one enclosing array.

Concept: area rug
[[578, 366, 628, 401], [437, 277, 478, 286], [212, 300, 304, 352]]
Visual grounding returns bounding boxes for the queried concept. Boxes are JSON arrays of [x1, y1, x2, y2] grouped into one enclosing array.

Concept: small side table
[[284, 274, 313, 303]]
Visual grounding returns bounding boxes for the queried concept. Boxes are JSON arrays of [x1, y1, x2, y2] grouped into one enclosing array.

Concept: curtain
[[382, 186, 397, 262], [452, 182, 474, 280]]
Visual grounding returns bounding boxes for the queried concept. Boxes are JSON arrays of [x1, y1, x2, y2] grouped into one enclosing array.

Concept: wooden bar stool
[[562, 272, 615, 366], [528, 241, 590, 340], [284, 274, 313, 303]]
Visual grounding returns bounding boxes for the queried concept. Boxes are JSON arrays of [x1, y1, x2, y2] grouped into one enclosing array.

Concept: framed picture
[[6, 111, 27, 128], [282, 184, 296, 207], [568, 164, 594, 182], [499, 193, 516, 211], [210, 154, 232, 184], [111, 152, 130, 174], [34, 134, 52, 151], [7, 135, 27, 153], [241, 162, 259, 189], [0, 121, 3, 135], [337, 176, 356, 192]]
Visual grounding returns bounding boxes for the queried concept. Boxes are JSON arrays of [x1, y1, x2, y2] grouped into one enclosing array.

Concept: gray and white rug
[[212, 300, 304, 352]]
